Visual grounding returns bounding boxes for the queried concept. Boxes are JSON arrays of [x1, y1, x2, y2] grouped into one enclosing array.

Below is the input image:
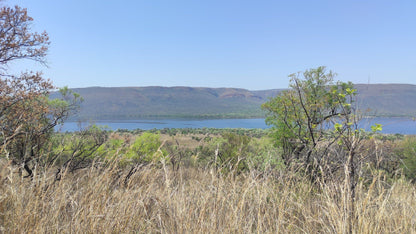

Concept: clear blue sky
[[6, 0, 416, 90]]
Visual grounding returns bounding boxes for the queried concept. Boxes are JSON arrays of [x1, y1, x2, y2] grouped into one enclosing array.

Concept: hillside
[[58, 84, 416, 121], [354, 84, 416, 117], [64, 86, 282, 120]]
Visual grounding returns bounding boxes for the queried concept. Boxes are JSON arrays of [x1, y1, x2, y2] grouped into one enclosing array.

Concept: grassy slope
[[1, 160, 415, 233], [60, 84, 416, 120]]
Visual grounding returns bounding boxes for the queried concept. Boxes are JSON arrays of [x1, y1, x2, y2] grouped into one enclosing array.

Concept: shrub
[[399, 136, 416, 182]]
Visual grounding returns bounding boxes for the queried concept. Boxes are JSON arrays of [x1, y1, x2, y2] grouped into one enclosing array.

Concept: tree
[[262, 66, 381, 233], [262, 67, 357, 179], [0, 4, 81, 177], [51, 125, 108, 181], [0, 5, 49, 67]]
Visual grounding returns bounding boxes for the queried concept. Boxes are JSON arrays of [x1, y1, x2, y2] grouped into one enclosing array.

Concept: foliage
[[261, 66, 394, 232], [262, 66, 358, 179], [398, 136, 416, 182], [123, 127, 269, 139], [0, 4, 82, 177], [0, 5, 49, 67], [215, 132, 251, 173], [94, 136, 127, 161], [0, 3, 413, 232], [126, 132, 166, 164], [48, 125, 108, 179], [246, 136, 284, 171]]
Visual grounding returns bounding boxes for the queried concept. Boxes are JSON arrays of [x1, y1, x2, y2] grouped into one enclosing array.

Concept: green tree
[[262, 67, 357, 179], [126, 132, 166, 163], [262, 66, 379, 233], [51, 125, 108, 180], [123, 132, 167, 186]]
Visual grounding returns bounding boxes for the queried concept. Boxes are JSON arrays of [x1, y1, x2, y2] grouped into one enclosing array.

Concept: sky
[[5, 0, 416, 90]]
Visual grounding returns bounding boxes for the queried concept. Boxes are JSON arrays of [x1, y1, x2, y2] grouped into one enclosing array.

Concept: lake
[[57, 117, 416, 135], [57, 118, 268, 131]]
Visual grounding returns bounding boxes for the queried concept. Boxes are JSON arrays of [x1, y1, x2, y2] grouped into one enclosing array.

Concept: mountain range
[[60, 84, 416, 121]]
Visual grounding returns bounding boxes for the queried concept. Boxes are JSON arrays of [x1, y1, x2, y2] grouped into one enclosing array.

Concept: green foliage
[[45, 125, 108, 176], [40, 126, 409, 188], [371, 123, 383, 132], [0, 3, 83, 178], [95, 137, 126, 161], [216, 132, 251, 172], [334, 123, 343, 132], [126, 132, 166, 164], [246, 136, 284, 171], [399, 136, 416, 181], [262, 67, 382, 233], [262, 66, 356, 158]]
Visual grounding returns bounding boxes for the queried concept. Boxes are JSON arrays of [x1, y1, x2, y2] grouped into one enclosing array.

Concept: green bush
[[246, 137, 284, 171], [216, 133, 251, 173], [126, 132, 167, 164], [399, 136, 416, 181]]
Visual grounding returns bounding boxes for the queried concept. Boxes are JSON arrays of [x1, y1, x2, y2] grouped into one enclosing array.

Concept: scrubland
[[1, 130, 416, 233]]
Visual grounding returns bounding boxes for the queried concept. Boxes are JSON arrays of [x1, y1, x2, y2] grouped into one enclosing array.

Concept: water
[[57, 117, 416, 135], [57, 118, 268, 132], [360, 117, 416, 135]]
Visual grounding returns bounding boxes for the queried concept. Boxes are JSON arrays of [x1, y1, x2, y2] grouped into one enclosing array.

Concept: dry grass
[[160, 133, 206, 149], [0, 159, 415, 233]]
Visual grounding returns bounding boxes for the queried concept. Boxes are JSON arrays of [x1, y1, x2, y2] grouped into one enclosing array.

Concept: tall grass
[[0, 159, 415, 233]]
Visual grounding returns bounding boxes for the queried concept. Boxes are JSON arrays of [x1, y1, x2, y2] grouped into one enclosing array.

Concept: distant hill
[[63, 86, 282, 120], [354, 84, 416, 117], [56, 84, 416, 121]]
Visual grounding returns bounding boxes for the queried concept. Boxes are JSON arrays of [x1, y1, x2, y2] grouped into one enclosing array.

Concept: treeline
[[117, 127, 268, 138], [71, 112, 265, 121]]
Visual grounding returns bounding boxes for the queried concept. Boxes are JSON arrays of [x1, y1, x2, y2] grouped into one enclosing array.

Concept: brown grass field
[[1, 157, 415, 233]]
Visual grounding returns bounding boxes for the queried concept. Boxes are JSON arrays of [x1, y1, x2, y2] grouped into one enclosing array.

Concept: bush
[[399, 136, 416, 182], [126, 132, 167, 164]]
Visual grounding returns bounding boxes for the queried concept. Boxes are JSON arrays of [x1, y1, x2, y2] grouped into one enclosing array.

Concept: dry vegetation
[[1, 157, 415, 233], [2, 3, 416, 233]]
